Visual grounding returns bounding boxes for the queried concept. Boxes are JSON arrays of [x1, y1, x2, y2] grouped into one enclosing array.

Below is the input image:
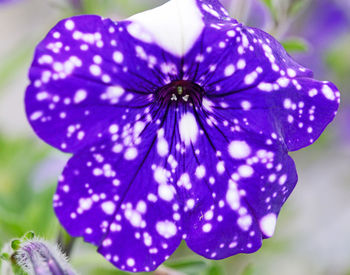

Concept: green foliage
[[80, 0, 159, 16], [260, 0, 278, 20], [24, 231, 35, 240], [326, 35, 350, 83], [165, 258, 209, 274], [0, 136, 58, 247], [0, 252, 10, 261], [282, 38, 309, 53], [206, 263, 225, 275], [10, 240, 21, 251], [241, 264, 254, 275], [288, 0, 307, 16]]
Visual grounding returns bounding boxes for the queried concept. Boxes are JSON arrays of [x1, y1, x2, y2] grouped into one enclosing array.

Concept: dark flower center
[[155, 80, 205, 107]]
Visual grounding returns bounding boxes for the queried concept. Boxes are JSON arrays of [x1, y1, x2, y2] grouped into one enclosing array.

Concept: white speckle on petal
[[157, 138, 169, 157], [113, 51, 124, 63], [202, 223, 212, 233], [30, 111, 43, 121], [74, 89, 87, 103], [101, 201, 115, 215], [260, 213, 277, 237], [79, 198, 92, 211], [216, 161, 225, 174], [124, 147, 138, 160], [322, 85, 335, 100], [156, 220, 177, 239], [65, 20, 75, 30], [186, 198, 195, 209], [158, 184, 174, 201], [279, 174, 287, 185], [179, 112, 198, 146], [226, 181, 240, 210], [224, 64, 235, 76], [154, 167, 168, 184], [238, 165, 253, 177], [238, 215, 252, 231], [228, 141, 251, 159], [195, 165, 206, 179], [126, 258, 135, 267]]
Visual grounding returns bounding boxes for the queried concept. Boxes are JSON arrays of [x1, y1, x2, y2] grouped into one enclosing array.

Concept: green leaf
[[282, 38, 309, 53], [24, 231, 35, 240], [206, 263, 225, 275], [165, 259, 208, 274], [261, 0, 274, 11], [288, 0, 307, 16], [11, 240, 21, 251], [260, 0, 277, 20], [11, 261, 28, 275], [0, 252, 10, 261], [326, 35, 350, 81], [241, 263, 254, 275]]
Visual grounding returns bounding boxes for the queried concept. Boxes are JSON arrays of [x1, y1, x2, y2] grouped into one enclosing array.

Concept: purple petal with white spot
[[54, 129, 183, 272], [25, 0, 339, 272], [25, 15, 173, 153]]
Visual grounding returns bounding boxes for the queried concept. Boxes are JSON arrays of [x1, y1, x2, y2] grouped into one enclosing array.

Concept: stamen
[[155, 80, 205, 106]]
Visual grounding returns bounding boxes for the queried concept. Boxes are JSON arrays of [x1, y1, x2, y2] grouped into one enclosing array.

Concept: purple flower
[[25, 0, 339, 272], [14, 238, 76, 275]]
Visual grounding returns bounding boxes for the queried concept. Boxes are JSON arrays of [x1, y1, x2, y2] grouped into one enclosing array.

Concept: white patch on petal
[[259, 213, 277, 237], [238, 165, 254, 177], [237, 215, 252, 231], [228, 141, 251, 159], [74, 89, 87, 104], [157, 138, 169, 156], [113, 51, 124, 63], [179, 112, 198, 146], [30, 111, 43, 121], [158, 184, 174, 201], [226, 180, 240, 210], [154, 167, 168, 185], [195, 165, 206, 179], [127, 258, 135, 267], [79, 198, 92, 210], [101, 201, 115, 215], [124, 147, 138, 160], [224, 64, 235, 77], [156, 220, 177, 238], [202, 98, 214, 112], [127, 0, 204, 57], [322, 85, 335, 100]]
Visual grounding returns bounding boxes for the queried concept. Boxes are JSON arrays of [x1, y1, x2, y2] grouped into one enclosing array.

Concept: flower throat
[[155, 80, 204, 107]]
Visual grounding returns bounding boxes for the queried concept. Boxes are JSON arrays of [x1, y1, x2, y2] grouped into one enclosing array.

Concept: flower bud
[[14, 238, 77, 275]]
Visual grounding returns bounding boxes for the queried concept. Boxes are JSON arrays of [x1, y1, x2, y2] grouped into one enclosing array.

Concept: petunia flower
[[25, 0, 340, 272]]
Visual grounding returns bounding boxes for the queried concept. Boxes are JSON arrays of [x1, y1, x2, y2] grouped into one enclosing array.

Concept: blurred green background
[[0, 0, 349, 274]]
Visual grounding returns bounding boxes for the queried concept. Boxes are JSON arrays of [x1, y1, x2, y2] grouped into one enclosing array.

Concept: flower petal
[[54, 107, 183, 272], [204, 77, 340, 151], [127, 0, 235, 58], [127, 0, 204, 57], [182, 23, 313, 93], [176, 109, 298, 257], [25, 15, 180, 153], [179, 21, 339, 150]]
